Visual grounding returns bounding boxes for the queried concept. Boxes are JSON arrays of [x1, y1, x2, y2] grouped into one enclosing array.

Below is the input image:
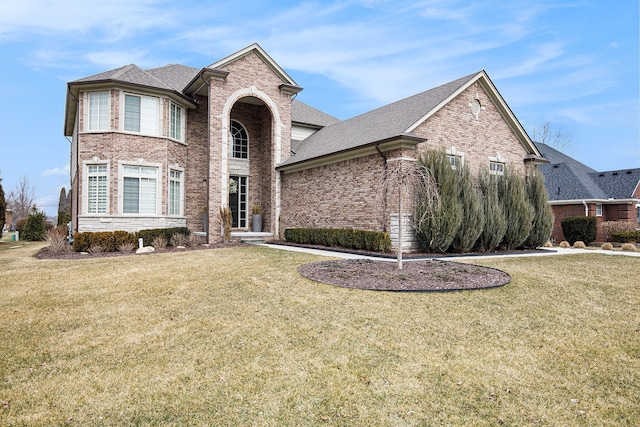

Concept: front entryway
[[229, 176, 247, 228]]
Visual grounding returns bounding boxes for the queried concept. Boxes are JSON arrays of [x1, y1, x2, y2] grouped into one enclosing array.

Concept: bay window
[[170, 103, 184, 141], [169, 169, 183, 216], [88, 92, 109, 131], [123, 165, 158, 214], [87, 164, 108, 214], [124, 93, 159, 135]]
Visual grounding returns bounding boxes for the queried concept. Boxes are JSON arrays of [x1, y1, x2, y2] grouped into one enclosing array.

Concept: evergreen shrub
[[499, 167, 534, 250], [284, 228, 391, 253], [523, 169, 554, 249], [561, 216, 597, 245], [451, 163, 484, 253], [611, 230, 640, 243], [138, 227, 190, 246], [22, 207, 47, 241], [475, 172, 506, 252]]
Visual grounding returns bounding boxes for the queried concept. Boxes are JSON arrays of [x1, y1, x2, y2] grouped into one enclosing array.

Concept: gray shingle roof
[[292, 100, 339, 127], [145, 64, 200, 92], [280, 72, 481, 167], [537, 143, 640, 200], [71, 64, 176, 91]]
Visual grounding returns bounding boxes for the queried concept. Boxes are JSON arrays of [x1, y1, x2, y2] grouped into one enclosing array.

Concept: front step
[[231, 232, 273, 245]]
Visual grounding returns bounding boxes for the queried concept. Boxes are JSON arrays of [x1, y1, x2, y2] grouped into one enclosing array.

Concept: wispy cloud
[[42, 164, 70, 177]]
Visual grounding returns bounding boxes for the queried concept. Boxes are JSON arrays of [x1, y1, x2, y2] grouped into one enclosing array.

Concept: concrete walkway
[[262, 243, 640, 261]]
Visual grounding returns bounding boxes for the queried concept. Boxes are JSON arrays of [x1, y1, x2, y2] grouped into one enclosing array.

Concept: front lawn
[[1, 244, 638, 426]]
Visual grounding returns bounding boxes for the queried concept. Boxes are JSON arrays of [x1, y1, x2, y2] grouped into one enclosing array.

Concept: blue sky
[[1, 0, 638, 216]]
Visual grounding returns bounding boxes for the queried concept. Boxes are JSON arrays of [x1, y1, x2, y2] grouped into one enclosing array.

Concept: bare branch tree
[[383, 159, 438, 269], [530, 121, 573, 151], [7, 175, 36, 220]]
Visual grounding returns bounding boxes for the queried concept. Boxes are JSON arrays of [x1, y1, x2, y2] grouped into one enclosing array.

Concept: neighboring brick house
[[64, 43, 547, 250], [537, 143, 640, 242]]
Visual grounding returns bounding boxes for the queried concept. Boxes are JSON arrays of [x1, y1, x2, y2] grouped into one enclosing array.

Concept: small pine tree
[[0, 177, 6, 238], [475, 172, 507, 252], [452, 163, 485, 253], [523, 169, 554, 248], [57, 187, 70, 226], [499, 167, 534, 250], [414, 150, 462, 253], [22, 206, 47, 241]]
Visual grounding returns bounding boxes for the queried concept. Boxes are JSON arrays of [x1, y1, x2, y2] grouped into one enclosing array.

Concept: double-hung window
[[123, 165, 158, 214], [87, 164, 108, 214], [88, 92, 109, 131], [124, 94, 159, 135], [170, 103, 184, 141], [169, 169, 182, 216], [489, 161, 505, 176]]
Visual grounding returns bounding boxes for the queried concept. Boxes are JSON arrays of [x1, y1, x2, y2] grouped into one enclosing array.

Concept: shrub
[[414, 150, 462, 253], [188, 233, 204, 247], [170, 233, 189, 247], [561, 216, 597, 245], [600, 242, 613, 250], [15, 217, 27, 235], [138, 227, 190, 247], [219, 207, 232, 243], [151, 235, 168, 250], [573, 241, 586, 249], [88, 244, 104, 254], [22, 207, 47, 241], [499, 167, 534, 250], [611, 230, 640, 243], [621, 243, 637, 252], [451, 162, 484, 253], [118, 242, 136, 253], [73, 230, 137, 252], [284, 228, 391, 253], [475, 172, 507, 252], [523, 170, 554, 249], [45, 229, 72, 255], [559, 241, 571, 248], [601, 221, 636, 241]]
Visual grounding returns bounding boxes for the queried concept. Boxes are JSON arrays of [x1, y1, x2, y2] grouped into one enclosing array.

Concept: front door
[[229, 176, 247, 228]]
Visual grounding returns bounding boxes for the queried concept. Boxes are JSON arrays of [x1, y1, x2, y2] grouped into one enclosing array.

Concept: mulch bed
[[298, 259, 511, 292]]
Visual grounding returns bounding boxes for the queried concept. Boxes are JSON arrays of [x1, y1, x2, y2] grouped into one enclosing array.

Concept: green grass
[[1, 243, 638, 426]]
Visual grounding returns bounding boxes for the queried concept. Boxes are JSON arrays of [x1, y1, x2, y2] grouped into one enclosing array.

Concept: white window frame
[[596, 203, 603, 217], [168, 167, 184, 216], [87, 91, 110, 132], [230, 120, 249, 159], [169, 102, 185, 142], [82, 161, 110, 215], [122, 92, 160, 136], [489, 161, 505, 176], [446, 147, 464, 170], [118, 162, 162, 215]]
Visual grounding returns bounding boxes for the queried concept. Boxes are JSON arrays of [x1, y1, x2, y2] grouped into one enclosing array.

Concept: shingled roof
[[537, 143, 640, 201], [279, 72, 480, 167]]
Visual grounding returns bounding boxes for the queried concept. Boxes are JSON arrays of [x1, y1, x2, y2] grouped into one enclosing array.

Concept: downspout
[[67, 85, 80, 236], [200, 73, 211, 244], [375, 144, 388, 232], [583, 200, 588, 216]]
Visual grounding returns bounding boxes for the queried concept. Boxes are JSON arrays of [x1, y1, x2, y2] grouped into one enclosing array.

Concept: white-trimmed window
[[122, 165, 158, 214], [168, 169, 183, 216], [447, 154, 462, 170], [88, 92, 109, 131], [87, 164, 108, 214], [596, 204, 603, 217], [170, 103, 184, 141], [230, 120, 248, 159], [490, 161, 505, 176], [124, 93, 159, 135]]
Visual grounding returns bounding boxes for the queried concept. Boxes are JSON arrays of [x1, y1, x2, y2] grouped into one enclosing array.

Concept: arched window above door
[[230, 120, 248, 159]]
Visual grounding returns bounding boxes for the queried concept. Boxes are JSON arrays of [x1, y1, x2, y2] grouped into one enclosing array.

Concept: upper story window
[[489, 161, 505, 176], [87, 164, 108, 214], [88, 92, 109, 131], [596, 203, 603, 217], [124, 93, 159, 135], [230, 120, 248, 159], [170, 103, 184, 141]]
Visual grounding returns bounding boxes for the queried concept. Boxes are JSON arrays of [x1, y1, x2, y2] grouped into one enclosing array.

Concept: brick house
[[64, 43, 547, 250], [537, 143, 640, 242]]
